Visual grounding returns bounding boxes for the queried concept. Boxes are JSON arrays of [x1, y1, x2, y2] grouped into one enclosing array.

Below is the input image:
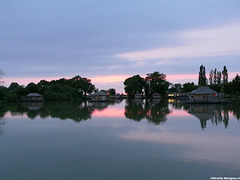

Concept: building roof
[[89, 91, 108, 96], [27, 93, 43, 97], [189, 86, 217, 95]]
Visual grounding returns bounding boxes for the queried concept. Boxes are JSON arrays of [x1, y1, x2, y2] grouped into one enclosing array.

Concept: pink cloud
[[167, 74, 198, 81], [91, 75, 130, 83]]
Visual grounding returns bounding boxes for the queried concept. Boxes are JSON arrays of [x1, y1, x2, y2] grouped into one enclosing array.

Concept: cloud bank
[[117, 23, 240, 61]]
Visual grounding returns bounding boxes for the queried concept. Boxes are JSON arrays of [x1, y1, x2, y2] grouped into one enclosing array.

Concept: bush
[[43, 91, 57, 101], [6, 93, 17, 102]]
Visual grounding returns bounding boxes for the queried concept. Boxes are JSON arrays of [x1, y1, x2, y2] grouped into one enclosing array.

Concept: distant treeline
[[0, 76, 96, 102], [123, 66, 240, 98], [1, 66, 240, 102], [197, 65, 240, 95]]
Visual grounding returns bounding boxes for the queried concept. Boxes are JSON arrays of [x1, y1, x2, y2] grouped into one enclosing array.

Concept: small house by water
[[25, 93, 44, 102], [188, 86, 222, 104], [114, 93, 121, 99], [89, 91, 108, 102], [152, 93, 161, 99], [166, 92, 187, 98], [134, 93, 143, 99]]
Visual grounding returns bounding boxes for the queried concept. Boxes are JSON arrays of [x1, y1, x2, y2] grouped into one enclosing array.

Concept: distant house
[[25, 93, 44, 102], [114, 93, 121, 99], [152, 93, 161, 99], [167, 92, 179, 98], [134, 93, 143, 99], [166, 92, 187, 98], [188, 86, 222, 103], [89, 91, 108, 102]]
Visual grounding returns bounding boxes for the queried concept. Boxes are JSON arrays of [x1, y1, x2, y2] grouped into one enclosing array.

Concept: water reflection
[[0, 100, 124, 122], [0, 100, 240, 129], [0, 103, 7, 136], [187, 104, 229, 129], [124, 99, 170, 125], [0, 103, 7, 119]]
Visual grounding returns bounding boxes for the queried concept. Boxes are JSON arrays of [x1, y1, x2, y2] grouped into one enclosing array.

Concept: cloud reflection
[[120, 126, 240, 167]]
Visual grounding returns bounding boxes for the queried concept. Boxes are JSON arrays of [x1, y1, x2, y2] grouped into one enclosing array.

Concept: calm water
[[0, 99, 240, 180]]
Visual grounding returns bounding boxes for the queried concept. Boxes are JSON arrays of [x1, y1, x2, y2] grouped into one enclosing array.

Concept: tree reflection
[[30, 101, 94, 122], [227, 101, 240, 120], [0, 100, 125, 123], [0, 103, 8, 119], [0, 103, 7, 136], [0, 100, 240, 128], [0, 101, 94, 122], [124, 99, 170, 125], [187, 104, 229, 129], [124, 99, 145, 121]]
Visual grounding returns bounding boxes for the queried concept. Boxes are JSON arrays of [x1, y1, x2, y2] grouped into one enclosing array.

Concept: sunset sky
[[1, 0, 240, 92]]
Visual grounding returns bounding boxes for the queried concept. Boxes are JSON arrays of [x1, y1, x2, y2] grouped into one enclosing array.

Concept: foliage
[[26, 82, 40, 93], [232, 74, 240, 95], [71, 76, 95, 96], [168, 83, 182, 92], [0, 75, 96, 102], [124, 75, 145, 96], [222, 66, 228, 84], [198, 65, 207, 86], [222, 74, 240, 95], [14, 86, 29, 99], [216, 71, 222, 84], [108, 88, 116, 96], [209, 84, 223, 93], [8, 82, 20, 91], [209, 69, 214, 85], [0, 87, 7, 100], [145, 72, 170, 97], [209, 66, 228, 85], [6, 93, 17, 102], [181, 82, 197, 92]]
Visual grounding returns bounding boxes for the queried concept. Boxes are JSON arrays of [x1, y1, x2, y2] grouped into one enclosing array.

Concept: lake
[[0, 99, 240, 180]]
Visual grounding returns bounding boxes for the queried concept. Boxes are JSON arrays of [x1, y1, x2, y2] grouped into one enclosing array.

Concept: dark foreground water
[[0, 99, 240, 180]]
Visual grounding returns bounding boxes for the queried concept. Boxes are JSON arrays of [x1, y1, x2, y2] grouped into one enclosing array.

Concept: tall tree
[[145, 72, 170, 96], [222, 66, 228, 84], [26, 82, 40, 93], [124, 75, 145, 95], [8, 82, 20, 90], [71, 76, 95, 96], [213, 68, 217, 84], [216, 71, 222, 84], [209, 69, 214, 85], [107, 88, 116, 96], [198, 65, 207, 86], [232, 74, 240, 95]]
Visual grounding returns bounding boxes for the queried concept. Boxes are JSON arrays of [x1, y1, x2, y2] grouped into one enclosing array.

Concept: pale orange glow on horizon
[[3, 72, 239, 87], [91, 75, 130, 83]]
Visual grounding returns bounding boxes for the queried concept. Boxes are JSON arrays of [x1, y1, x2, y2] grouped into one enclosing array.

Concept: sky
[[0, 0, 240, 93]]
